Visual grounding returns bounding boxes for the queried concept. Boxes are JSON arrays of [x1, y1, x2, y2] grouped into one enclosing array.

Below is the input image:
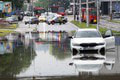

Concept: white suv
[[70, 29, 115, 56]]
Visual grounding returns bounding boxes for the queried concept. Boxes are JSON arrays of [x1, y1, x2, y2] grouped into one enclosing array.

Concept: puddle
[[0, 32, 120, 79]]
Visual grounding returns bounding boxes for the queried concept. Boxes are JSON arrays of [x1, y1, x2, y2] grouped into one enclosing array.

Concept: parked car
[[112, 12, 120, 18], [0, 18, 9, 24], [25, 17, 39, 25], [22, 16, 34, 22], [70, 29, 115, 56], [38, 14, 46, 22], [46, 16, 67, 25], [66, 9, 73, 15], [24, 11, 33, 16], [6, 16, 18, 24]]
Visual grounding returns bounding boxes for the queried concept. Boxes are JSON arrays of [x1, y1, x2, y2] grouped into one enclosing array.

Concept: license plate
[[83, 47, 93, 50]]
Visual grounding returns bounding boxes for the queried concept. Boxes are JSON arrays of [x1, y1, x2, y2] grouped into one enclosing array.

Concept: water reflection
[[0, 32, 120, 78], [34, 32, 71, 60], [0, 33, 23, 54], [70, 47, 117, 76], [72, 55, 106, 75], [0, 33, 36, 78]]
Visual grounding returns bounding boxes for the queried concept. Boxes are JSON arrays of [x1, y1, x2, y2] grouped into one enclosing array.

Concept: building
[[70, 0, 120, 15], [100, 0, 120, 15]]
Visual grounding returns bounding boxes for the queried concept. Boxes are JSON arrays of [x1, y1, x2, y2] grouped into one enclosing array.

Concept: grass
[[108, 20, 120, 24], [0, 30, 13, 37], [71, 20, 120, 35], [0, 24, 17, 29]]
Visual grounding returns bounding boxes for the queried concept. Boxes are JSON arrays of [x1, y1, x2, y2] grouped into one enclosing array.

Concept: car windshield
[[75, 31, 101, 38]]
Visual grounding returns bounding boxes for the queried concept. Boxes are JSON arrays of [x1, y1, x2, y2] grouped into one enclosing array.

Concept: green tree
[[34, 0, 51, 9], [12, 0, 24, 10], [34, 0, 70, 9]]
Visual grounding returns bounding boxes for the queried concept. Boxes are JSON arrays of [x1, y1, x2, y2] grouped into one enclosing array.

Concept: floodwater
[[0, 32, 120, 79]]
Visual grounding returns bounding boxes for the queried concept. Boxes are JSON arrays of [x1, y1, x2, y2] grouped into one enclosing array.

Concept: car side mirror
[[104, 30, 113, 38]]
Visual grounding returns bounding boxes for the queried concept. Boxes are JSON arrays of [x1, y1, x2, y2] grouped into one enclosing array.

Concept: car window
[[75, 31, 102, 38]]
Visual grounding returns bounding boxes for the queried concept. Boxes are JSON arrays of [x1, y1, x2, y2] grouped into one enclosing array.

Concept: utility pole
[[32, 0, 34, 16], [86, 0, 89, 27], [79, 0, 81, 23], [73, 0, 75, 20], [110, 0, 112, 20], [97, 0, 100, 30]]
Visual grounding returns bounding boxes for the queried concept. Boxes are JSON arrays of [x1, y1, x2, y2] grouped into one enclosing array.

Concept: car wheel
[[37, 22, 39, 25], [25, 22, 27, 25], [48, 22, 50, 25], [72, 49, 78, 56], [51, 21, 55, 25], [63, 21, 66, 24]]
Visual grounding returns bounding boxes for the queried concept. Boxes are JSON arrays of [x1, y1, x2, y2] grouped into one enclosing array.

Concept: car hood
[[72, 38, 105, 44]]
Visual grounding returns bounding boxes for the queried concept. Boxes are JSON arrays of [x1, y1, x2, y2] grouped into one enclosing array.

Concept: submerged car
[[70, 29, 115, 56]]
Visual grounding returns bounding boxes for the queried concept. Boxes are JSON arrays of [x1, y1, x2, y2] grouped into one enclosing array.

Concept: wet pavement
[[0, 32, 120, 79]]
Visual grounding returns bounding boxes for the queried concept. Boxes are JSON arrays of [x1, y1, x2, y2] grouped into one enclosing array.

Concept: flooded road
[[0, 32, 120, 79]]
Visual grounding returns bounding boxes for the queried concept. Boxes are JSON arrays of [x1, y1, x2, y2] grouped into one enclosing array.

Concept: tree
[[34, 0, 51, 9], [27, 0, 30, 3], [34, 0, 70, 9], [12, 0, 24, 10]]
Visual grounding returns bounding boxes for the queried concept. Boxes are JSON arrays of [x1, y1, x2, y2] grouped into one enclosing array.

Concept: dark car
[[25, 17, 39, 25], [0, 18, 9, 25], [112, 12, 120, 18], [47, 16, 67, 25]]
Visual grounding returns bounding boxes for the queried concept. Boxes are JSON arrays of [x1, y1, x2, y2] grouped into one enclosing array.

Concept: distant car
[[22, 16, 34, 22], [46, 16, 67, 25], [0, 18, 9, 24], [70, 29, 115, 56], [38, 14, 46, 22], [25, 17, 39, 25], [66, 9, 73, 15], [112, 12, 120, 18], [6, 16, 18, 24], [24, 11, 33, 16]]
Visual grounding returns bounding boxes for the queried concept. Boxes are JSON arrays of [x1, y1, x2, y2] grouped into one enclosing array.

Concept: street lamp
[[73, 0, 76, 20]]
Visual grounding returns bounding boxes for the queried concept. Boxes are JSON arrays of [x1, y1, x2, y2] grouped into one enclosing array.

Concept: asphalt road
[[37, 22, 79, 32], [16, 21, 79, 34]]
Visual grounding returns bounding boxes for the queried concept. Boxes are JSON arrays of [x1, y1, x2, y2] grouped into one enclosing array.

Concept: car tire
[[51, 21, 55, 25], [25, 22, 27, 25], [48, 23, 50, 25], [63, 21, 66, 24], [37, 22, 39, 25]]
